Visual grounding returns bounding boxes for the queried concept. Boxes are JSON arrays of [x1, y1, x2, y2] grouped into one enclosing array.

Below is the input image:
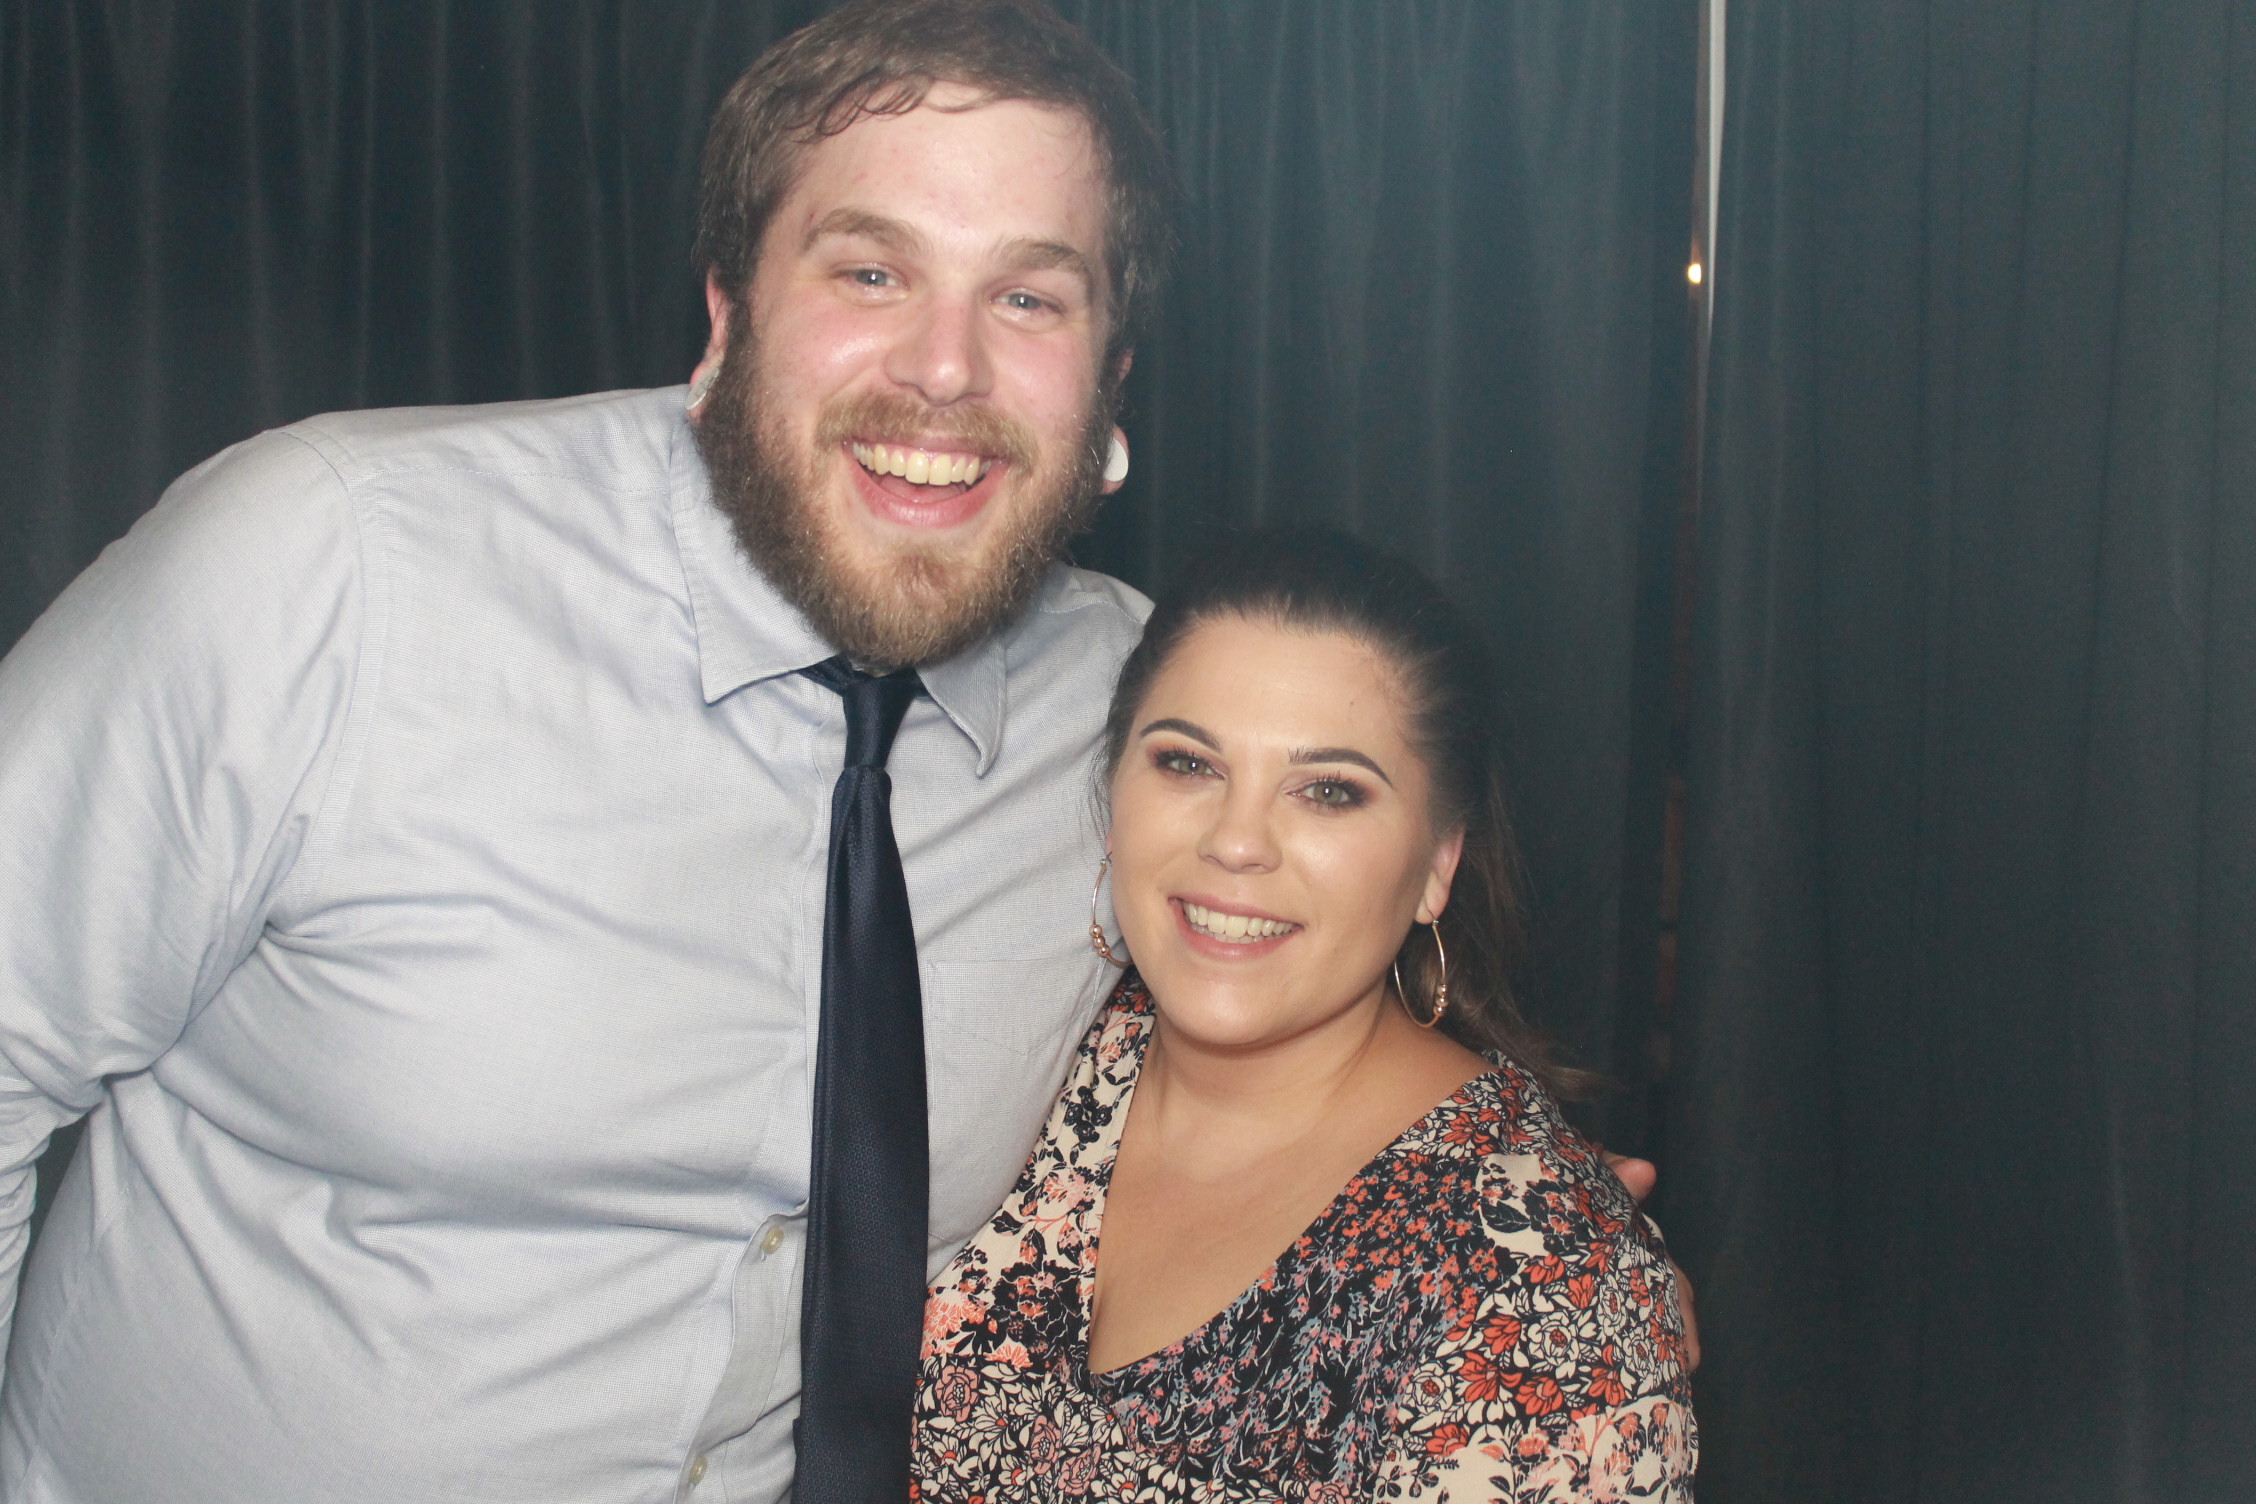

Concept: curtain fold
[[1669, 1, 2256, 1499]]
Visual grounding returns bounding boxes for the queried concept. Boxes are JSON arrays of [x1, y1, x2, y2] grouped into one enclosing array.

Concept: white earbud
[[1103, 433, 1130, 485]]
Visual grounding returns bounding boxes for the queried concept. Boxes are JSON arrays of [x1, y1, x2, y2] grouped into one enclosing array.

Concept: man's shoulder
[[1007, 563, 1151, 674], [277, 386, 689, 495], [1032, 563, 1153, 629]]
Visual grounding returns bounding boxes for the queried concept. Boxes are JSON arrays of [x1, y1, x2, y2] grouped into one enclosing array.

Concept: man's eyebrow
[[1138, 716, 1218, 748], [998, 236, 1097, 291], [802, 208, 930, 257], [1291, 747, 1395, 787]]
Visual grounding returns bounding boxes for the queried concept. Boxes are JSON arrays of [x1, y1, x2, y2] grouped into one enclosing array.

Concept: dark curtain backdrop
[[1055, 0, 1697, 1134], [1666, 1, 2256, 1501], [0, 0, 1696, 1318], [14, 1, 2256, 1499]]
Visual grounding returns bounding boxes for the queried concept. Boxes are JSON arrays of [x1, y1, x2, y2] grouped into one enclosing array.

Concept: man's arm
[[0, 431, 363, 1373]]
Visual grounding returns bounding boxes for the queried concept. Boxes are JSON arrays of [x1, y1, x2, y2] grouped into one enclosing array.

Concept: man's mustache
[[813, 390, 1039, 473]]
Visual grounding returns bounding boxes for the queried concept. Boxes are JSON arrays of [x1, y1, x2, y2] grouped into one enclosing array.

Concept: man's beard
[[694, 320, 1115, 669]]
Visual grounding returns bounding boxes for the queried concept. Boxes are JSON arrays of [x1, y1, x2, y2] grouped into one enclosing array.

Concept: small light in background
[[1687, 261, 1705, 285]]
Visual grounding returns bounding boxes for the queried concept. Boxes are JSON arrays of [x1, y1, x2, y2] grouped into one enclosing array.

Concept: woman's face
[[1107, 614, 1464, 1049]]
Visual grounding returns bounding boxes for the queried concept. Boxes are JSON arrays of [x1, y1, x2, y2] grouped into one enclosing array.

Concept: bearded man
[[0, 2, 1166, 1500]]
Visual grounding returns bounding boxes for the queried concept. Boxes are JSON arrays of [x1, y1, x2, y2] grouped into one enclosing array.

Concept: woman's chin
[[1135, 964, 1385, 1055]]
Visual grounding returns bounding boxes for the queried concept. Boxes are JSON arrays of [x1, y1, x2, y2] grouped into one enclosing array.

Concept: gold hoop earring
[[1392, 922, 1450, 1029], [1089, 854, 1128, 966]]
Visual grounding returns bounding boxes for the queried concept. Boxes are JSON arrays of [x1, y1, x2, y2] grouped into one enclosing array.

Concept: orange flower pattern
[[912, 977, 1696, 1502]]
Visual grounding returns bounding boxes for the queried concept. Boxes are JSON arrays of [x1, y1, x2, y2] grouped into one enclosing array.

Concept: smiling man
[[0, 3, 1170, 1501], [691, 81, 1130, 671]]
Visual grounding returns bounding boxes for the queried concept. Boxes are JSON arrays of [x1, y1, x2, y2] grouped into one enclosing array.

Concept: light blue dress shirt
[[0, 387, 1148, 1503]]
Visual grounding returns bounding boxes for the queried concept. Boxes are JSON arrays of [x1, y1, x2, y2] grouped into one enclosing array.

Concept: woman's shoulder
[[1362, 1060, 1696, 1494], [1395, 1057, 1595, 1163], [1092, 969, 1157, 1061], [1401, 1062, 1646, 1241], [1391, 1060, 1683, 1332], [1047, 972, 1154, 1137], [1315, 1060, 1653, 1274]]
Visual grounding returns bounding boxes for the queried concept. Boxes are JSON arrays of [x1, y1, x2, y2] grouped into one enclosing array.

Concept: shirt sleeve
[[0, 429, 365, 1374]]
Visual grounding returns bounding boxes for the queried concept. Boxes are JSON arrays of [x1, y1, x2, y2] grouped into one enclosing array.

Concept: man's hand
[[1601, 1149, 1658, 1203], [1599, 1151, 1702, 1373]]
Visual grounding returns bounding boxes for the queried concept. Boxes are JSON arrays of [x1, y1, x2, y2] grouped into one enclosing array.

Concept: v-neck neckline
[[1076, 989, 1493, 1391]]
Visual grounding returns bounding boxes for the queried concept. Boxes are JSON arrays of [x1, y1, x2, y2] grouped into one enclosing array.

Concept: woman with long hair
[[913, 531, 1695, 1501]]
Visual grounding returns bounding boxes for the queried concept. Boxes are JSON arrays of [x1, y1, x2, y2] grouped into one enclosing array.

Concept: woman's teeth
[[1182, 903, 1296, 942], [850, 442, 993, 486]]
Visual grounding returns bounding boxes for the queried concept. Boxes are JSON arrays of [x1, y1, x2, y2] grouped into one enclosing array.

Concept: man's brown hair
[[695, 0, 1173, 366]]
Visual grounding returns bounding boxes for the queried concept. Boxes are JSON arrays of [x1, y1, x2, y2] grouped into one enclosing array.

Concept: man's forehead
[[751, 92, 1111, 304], [786, 93, 1103, 222]]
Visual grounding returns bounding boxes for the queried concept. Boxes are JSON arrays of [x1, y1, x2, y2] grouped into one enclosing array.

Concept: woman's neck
[[1086, 982, 1488, 1374], [1128, 988, 1455, 1173]]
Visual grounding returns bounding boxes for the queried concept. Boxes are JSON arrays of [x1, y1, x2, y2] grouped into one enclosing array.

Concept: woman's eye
[[1154, 749, 1210, 777], [1303, 779, 1363, 808]]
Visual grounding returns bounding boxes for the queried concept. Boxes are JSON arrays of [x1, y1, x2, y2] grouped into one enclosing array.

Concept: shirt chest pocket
[[921, 954, 1109, 1262]]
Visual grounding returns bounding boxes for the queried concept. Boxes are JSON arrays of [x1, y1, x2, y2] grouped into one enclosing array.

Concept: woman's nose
[[1199, 788, 1280, 873]]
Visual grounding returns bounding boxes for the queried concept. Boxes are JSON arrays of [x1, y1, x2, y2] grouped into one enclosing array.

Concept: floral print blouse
[[912, 976, 1697, 1502]]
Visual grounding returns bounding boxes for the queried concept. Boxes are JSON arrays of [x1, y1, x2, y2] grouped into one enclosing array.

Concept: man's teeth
[[1182, 903, 1296, 942], [850, 442, 994, 486]]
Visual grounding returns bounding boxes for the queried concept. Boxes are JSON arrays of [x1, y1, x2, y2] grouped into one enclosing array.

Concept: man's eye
[[1303, 779, 1363, 808], [846, 267, 894, 288], [1000, 290, 1054, 314], [1154, 750, 1209, 777]]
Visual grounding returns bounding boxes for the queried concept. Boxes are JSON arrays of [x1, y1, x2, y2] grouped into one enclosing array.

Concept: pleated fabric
[[1671, 1, 2256, 1499]]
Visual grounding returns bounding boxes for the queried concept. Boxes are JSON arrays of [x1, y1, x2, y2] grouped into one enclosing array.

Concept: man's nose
[[884, 291, 992, 407]]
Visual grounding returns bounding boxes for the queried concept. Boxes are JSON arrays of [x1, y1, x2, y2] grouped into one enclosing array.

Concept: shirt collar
[[666, 398, 1009, 774]]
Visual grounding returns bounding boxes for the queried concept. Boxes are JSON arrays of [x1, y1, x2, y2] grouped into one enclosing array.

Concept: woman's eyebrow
[[1291, 747, 1394, 787], [1138, 716, 1219, 749]]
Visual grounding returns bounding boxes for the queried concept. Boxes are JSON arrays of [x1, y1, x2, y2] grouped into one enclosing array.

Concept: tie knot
[[801, 657, 922, 769]]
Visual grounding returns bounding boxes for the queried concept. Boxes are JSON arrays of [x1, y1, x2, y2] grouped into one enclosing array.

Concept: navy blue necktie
[[795, 657, 928, 1503]]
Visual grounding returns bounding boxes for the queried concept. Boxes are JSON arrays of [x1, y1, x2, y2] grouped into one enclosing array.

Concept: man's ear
[[687, 271, 732, 413], [1098, 349, 1135, 494], [1101, 426, 1130, 494]]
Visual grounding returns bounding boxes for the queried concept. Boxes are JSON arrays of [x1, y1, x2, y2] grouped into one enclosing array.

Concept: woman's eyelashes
[[1151, 745, 1215, 778], [1296, 776, 1369, 810], [1147, 745, 1371, 811]]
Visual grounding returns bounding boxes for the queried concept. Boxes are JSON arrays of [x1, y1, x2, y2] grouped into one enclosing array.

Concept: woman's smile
[[1173, 897, 1301, 952]]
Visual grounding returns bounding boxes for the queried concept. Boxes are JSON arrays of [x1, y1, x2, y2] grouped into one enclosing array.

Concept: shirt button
[[760, 1224, 786, 1256], [687, 1454, 709, 1486]]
